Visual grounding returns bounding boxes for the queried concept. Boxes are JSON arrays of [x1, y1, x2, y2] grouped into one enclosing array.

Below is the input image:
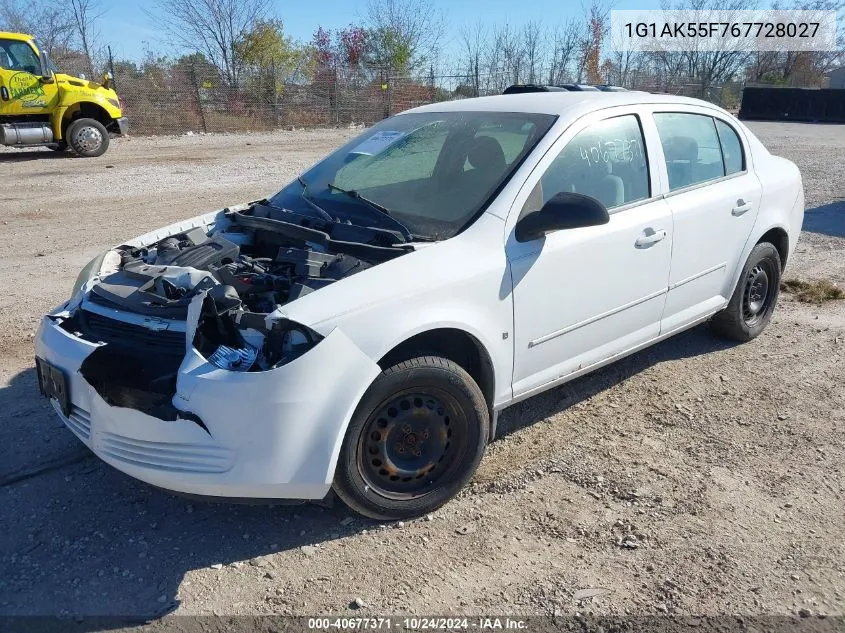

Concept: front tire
[[333, 356, 489, 520], [67, 118, 109, 157], [711, 242, 782, 342]]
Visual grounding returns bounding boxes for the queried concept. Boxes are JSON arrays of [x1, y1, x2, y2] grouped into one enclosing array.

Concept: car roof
[[405, 92, 729, 121], [0, 32, 33, 42]]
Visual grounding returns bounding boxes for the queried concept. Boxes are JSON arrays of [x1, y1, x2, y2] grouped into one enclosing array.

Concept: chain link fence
[[113, 65, 747, 136]]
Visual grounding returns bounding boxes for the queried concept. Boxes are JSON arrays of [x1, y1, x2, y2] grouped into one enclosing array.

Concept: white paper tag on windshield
[[349, 131, 406, 156]]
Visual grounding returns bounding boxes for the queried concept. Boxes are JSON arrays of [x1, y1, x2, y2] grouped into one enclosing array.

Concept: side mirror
[[515, 192, 610, 242], [38, 50, 54, 83]]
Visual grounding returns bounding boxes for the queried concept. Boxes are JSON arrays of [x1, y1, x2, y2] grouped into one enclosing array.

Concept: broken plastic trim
[[78, 344, 211, 435]]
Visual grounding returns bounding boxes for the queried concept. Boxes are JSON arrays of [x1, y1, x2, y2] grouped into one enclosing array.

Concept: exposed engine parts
[[126, 227, 372, 315], [67, 204, 394, 389]]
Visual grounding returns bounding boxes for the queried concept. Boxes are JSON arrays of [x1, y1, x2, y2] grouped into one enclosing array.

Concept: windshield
[[0, 38, 41, 74], [269, 111, 556, 240]]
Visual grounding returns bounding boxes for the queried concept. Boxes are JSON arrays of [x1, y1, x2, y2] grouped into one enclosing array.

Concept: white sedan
[[36, 92, 804, 519]]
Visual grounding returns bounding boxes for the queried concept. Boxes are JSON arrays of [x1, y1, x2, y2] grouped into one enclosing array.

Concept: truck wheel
[[333, 356, 489, 520], [67, 118, 109, 157]]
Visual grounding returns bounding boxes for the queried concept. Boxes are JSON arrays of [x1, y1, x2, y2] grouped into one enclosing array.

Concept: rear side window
[[526, 114, 650, 213], [654, 113, 725, 191], [715, 119, 745, 175]]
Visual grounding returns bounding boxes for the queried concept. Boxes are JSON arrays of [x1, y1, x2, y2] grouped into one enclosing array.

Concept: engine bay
[[63, 203, 415, 389], [92, 214, 386, 319]]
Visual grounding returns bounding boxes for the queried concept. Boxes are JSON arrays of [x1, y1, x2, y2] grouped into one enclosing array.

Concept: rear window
[[715, 119, 745, 175], [653, 113, 725, 191]]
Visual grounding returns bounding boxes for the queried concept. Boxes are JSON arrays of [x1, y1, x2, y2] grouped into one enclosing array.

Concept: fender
[[281, 212, 516, 409]]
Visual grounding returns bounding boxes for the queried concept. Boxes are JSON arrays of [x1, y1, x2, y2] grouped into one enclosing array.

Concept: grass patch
[[781, 278, 844, 304]]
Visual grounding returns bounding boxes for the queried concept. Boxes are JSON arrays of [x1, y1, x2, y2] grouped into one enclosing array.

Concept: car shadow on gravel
[[0, 324, 737, 624], [496, 323, 737, 439], [0, 369, 367, 622], [803, 201, 845, 238]]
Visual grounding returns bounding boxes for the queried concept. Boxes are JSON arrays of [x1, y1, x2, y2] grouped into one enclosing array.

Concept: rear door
[[651, 110, 762, 333]]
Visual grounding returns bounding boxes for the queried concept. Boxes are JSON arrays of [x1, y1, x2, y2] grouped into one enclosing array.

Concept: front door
[[651, 111, 762, 333], [507, 111, 673, 398], [0, 38, 58, 117]]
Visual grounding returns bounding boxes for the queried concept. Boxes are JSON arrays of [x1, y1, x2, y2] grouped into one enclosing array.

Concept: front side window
[[715, 119, 745, 175], [0, 39, 41, 75], [523, 114, 650, 215], [654, 112, 726, 190], [271, 111, 556, 240]]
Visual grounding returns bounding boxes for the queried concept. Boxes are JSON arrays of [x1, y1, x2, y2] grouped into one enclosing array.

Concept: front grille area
[[100, 432, 234, 473], [79, 310, 185, 353], [52, 401, 92, 441]]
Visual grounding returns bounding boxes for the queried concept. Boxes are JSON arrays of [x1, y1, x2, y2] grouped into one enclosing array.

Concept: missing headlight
[[261, 320, 323, 368], [192, 292, 323, 372]]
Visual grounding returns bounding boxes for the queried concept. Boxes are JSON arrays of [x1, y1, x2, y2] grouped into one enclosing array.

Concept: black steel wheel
[[741, 261, 775, 327], [711, 242, 782, 342], [358, 388, 464, 499], [334, 355, 489, 520]]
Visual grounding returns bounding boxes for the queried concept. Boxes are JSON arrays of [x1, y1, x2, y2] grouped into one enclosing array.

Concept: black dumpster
[[740, 87, 845, 123]]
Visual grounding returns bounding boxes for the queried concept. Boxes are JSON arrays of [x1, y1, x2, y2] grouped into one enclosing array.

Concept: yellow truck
[[0, 31, 128, 157]]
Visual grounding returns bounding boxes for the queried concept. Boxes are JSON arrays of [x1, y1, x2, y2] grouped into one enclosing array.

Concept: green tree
[[236, 19, 304, 81], [363, 0, 444, 74]]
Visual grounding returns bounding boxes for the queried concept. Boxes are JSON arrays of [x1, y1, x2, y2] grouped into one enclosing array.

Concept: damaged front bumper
[[35, 308, 380, 500]]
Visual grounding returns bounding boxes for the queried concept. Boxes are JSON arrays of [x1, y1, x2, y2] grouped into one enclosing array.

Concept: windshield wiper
[[327, 183, 395, 216], [298, 176, 334, 222], [327, 182, 420, 242]]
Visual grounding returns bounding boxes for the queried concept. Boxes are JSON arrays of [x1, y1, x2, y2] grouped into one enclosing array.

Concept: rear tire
[[67, 118, 109, 157], [333, 356, 489, 520], [711, 242, 782, 342]]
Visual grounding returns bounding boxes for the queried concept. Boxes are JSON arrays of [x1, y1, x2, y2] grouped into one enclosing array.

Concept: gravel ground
[[0, 123, 843, 621]]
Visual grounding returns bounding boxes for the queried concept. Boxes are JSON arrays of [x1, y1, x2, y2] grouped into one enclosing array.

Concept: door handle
[[732, 199, 753, 216], [635, 229, 667, 248]]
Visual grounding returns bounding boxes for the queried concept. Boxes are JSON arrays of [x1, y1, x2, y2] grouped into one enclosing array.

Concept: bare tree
[[148, 0, 272, 85], [750, 0, 845, 85], [548, 19, 581, 84], [522, 20, 544, 84], [363, 0, 445, 73], [68, 0, 103, 77], [495, 23, 525, 85], [460, 21, 486, 95], [666, 0, 755, 93], [611, 49, 642, 87]]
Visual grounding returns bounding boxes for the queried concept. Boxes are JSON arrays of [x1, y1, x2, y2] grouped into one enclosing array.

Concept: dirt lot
[[1, 123, 843, 621]]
